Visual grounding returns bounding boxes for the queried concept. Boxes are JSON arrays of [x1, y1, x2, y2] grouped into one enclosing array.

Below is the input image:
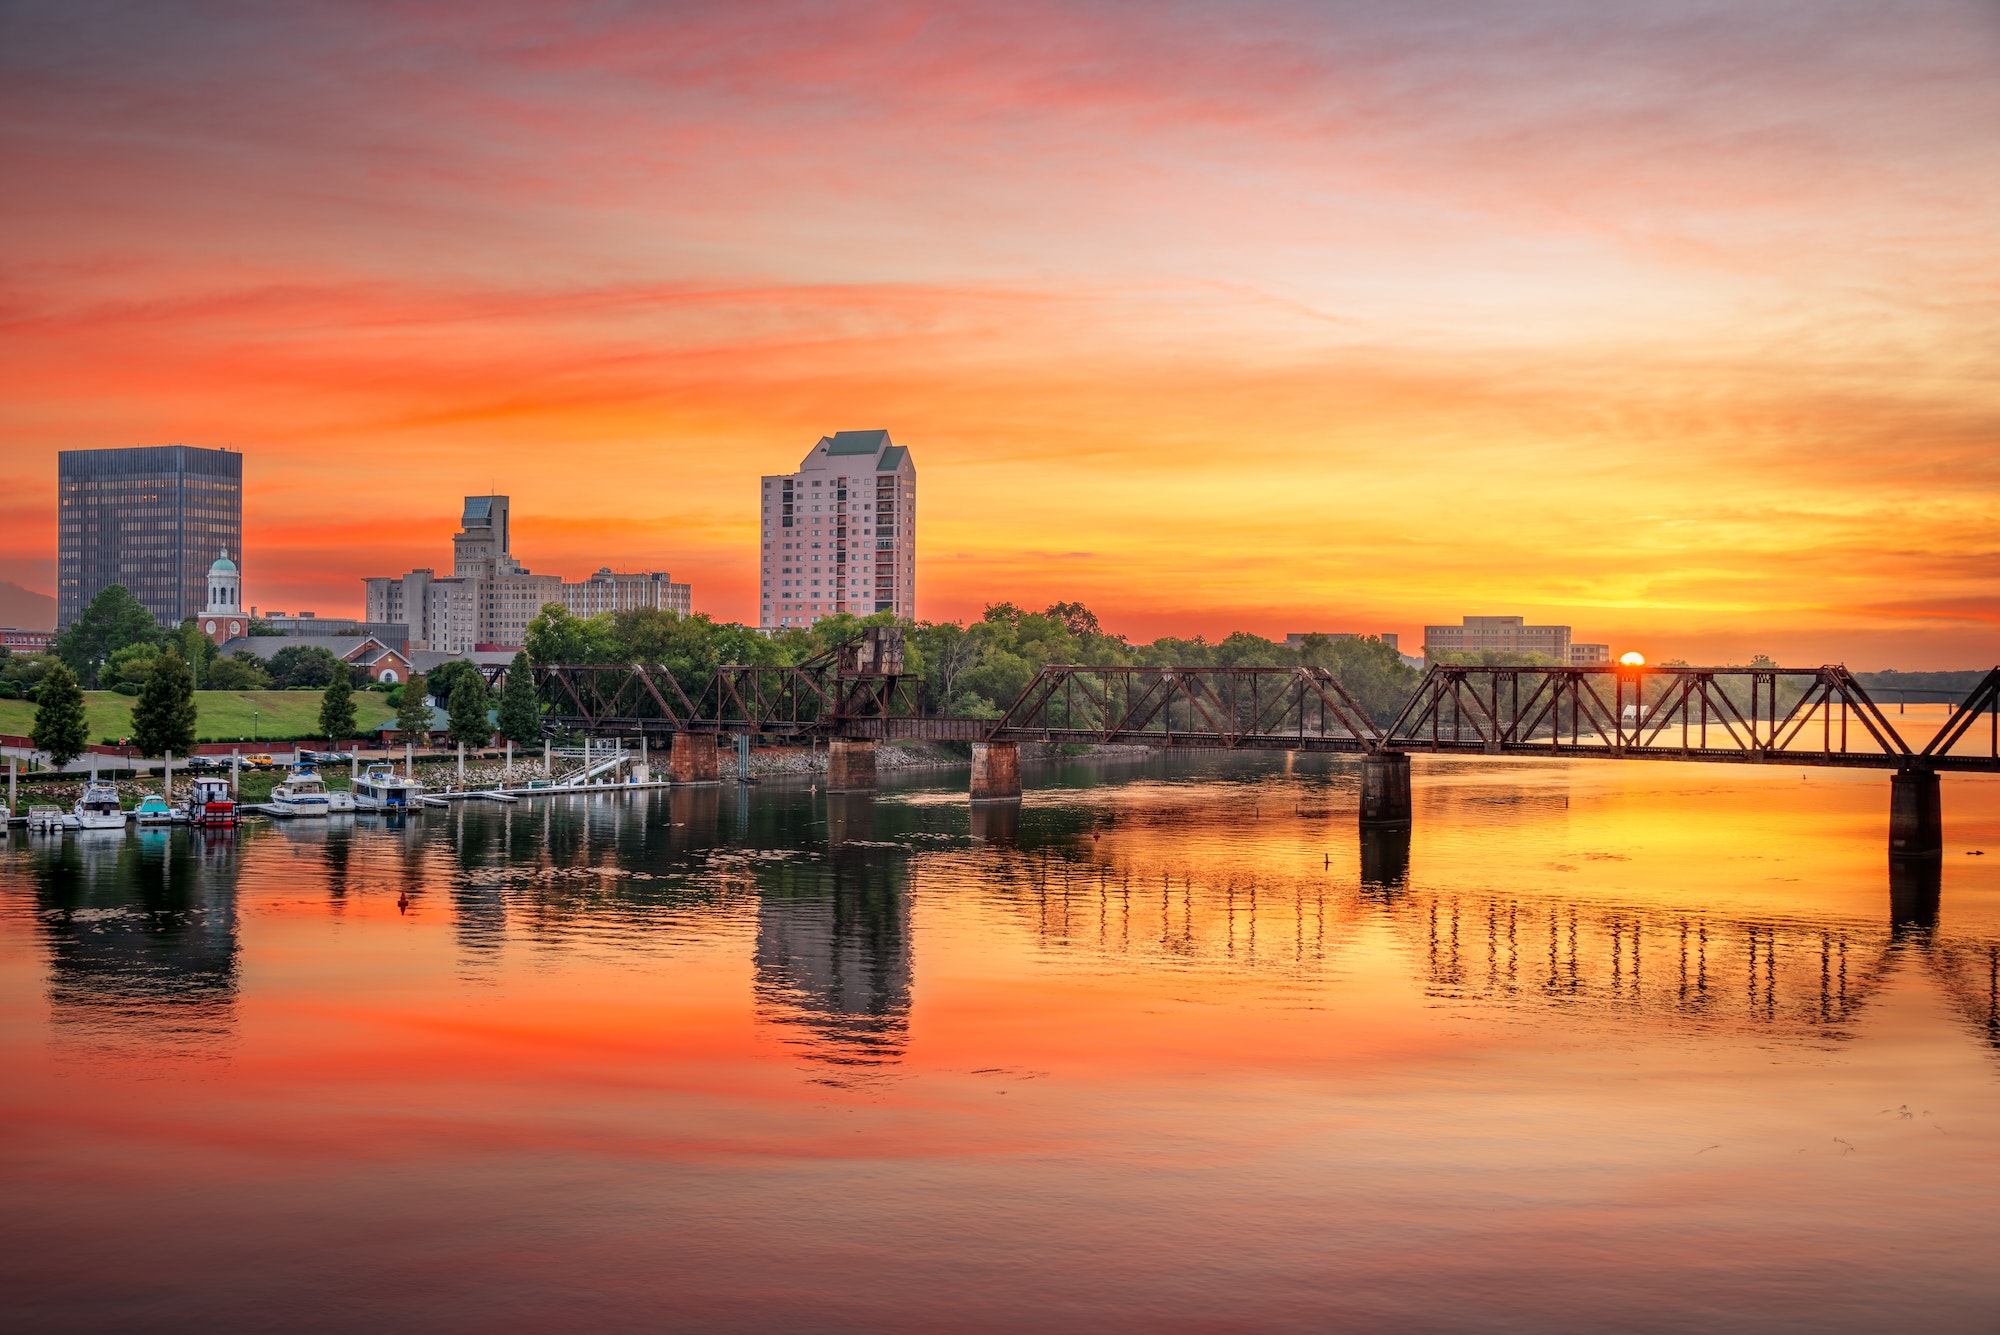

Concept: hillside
[[0, 581, 55, 630], [0, 689, 397, 744]]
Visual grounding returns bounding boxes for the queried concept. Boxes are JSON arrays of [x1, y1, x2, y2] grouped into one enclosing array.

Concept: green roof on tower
[[876, 446, 908, 472], [827, 429, 890, 456]]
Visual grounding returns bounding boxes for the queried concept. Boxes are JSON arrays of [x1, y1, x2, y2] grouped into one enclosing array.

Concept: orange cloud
[[1, 1, 1995, 666]]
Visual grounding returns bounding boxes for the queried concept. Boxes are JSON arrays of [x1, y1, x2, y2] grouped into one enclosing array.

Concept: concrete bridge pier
[[669, 731, 720, 785], [970, 741, 1022, 801], [1359, 752, 1412, 826], [826, 739, 877, 792], [1889, 767, 1942, 856]]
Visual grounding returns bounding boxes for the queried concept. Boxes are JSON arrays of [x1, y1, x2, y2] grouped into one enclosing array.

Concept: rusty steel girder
[[984, 664, 1385, 752], [532, 661, 699, 739], [1384, 664, 1945, 768]]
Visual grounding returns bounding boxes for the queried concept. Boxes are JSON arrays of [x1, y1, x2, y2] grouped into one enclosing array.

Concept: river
[[4, 750, 2000, 1332]]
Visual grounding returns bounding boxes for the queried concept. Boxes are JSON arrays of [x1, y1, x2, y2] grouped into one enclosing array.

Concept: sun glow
[[1619, 652, 1646, 667]]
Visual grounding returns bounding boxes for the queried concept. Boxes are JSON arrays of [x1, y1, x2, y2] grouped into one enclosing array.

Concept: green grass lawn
[[0, 689, 397, 744]]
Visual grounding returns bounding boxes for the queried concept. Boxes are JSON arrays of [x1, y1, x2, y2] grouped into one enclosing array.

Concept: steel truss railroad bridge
[[526, 627, 1999, 855]]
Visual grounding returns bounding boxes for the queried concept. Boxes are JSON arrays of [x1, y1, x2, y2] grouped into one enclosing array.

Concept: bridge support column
[[1888, 768, 1942, 856], [1359, 752, 1411, 826], [668, 731, 720, 785], [970, 741, 1022, 801], [826, 739, 877, 792]]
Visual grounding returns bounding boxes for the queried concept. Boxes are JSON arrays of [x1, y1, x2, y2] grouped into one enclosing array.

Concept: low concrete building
[[1424, 616, 1572, 662], [0, 627, 54, 652]]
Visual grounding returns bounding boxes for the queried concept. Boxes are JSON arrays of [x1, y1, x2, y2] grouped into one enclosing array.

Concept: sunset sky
[[2, 0, 1997, 666]]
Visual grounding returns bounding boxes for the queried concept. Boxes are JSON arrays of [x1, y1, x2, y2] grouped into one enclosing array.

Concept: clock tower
[[201, 550, 246, 645]]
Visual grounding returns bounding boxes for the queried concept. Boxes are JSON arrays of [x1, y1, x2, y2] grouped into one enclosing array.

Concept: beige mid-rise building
[[1423, 615, 1573, 662], [759, 430, 916, 629], [365, 496, 691, 654]]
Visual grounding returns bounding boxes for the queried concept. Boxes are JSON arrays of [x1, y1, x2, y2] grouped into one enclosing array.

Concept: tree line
[[521, 600, 1421, 725]]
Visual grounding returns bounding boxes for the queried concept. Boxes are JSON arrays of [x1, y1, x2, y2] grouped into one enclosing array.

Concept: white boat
[[70, 781, 127, 830], [184, 775, 238, 827], [26, 804, 65, 833], [352, 761, 424, 812], [270, 765, 334, 817]]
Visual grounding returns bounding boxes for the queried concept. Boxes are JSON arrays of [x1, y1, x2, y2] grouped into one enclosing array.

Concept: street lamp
[[253, 708, 259, 741]]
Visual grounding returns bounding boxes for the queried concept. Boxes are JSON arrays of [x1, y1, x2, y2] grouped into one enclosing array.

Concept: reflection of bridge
[[530, 628, 1999, 849], [990, 841, 2000, 1055]]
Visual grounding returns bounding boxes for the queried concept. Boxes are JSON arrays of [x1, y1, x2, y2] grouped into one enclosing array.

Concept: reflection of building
[[57, 444, 243, 628], [754, 867, 912, 1069], [759, 430, 917, 629], [365, 495, 691, 653], [32, 830, 239, 1058]]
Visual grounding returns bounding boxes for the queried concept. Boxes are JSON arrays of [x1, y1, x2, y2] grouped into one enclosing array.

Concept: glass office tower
[[57, 446, 244, 628]]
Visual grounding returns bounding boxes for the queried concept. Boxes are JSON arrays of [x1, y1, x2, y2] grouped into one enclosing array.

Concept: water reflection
[[24, 826, 239, 1060], [753, 846, 913, 1076]]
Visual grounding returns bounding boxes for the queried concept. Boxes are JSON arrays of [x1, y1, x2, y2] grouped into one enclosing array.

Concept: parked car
[[306, 750, 351, 765], [183, 756, 225, 772], [244, 754, 278, 770]]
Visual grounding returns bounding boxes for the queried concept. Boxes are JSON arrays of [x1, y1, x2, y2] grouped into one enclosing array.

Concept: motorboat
[[352, 761, 423, 812], [269, 764, 333, 818], [26, 805, 65, 833], [185, 775, 237, 827], [296, 759, 356, 815], [134, 793, 176, 825], [69, 780, 127, 831]]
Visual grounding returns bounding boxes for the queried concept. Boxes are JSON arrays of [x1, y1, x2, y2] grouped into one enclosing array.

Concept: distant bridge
[[527, 627, 1999, 847]]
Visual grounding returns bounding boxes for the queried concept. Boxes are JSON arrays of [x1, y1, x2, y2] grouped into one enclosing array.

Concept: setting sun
[[1619, 652, 1646, 667]]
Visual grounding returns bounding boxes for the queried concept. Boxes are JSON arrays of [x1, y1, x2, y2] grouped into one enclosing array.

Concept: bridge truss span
[[986, 664, 1385, 753], [1386, 663, 2000, 771]]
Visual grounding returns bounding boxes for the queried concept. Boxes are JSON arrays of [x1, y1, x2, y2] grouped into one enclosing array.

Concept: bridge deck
[[529, 648, 2000, 774]]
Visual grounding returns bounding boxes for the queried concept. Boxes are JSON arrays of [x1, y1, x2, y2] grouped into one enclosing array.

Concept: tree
[[525, 603, 620, 664], [395, 671, 433, 742], [914, 621, 983, 713], [446, 671, 491, 747], [318, 673, 357, 740], [424, 658, 486, 709], [206, 654, 271, 690], [31, 661, 88, 768], [1044, 601, 1102, 637], [100, 641, 161, 691], [176, 619, 218, 688], [267, 643, 344, 689], [496, 651, 541, 747], [55, 584, 161, 684], [130, 647, 198, 758]]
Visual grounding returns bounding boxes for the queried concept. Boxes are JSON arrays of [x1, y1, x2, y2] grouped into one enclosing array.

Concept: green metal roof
[[876, 445, 908, 472], [827, 429, 890, 456]]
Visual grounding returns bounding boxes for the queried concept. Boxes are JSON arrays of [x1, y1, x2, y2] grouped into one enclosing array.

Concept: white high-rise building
[[759, 430, 916, 629]]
